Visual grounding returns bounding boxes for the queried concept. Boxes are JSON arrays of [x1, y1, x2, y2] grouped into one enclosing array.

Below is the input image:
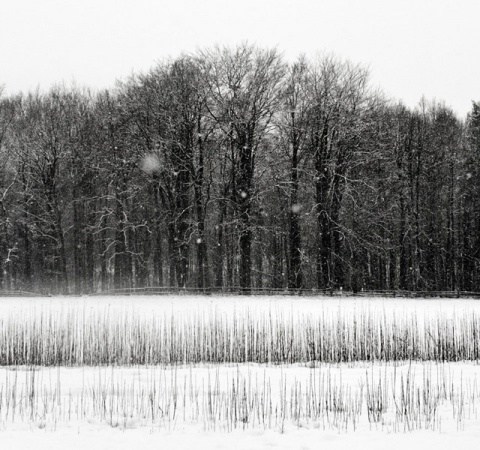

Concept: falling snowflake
[[291, 203, 302, 213], [140, 154, 161, 174]]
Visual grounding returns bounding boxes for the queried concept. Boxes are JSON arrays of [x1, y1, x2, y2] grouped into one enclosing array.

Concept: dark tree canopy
[[0, 45, 478, 294]]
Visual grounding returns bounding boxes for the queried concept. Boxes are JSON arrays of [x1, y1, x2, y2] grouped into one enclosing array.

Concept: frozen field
[[2, 293, 479, 317], [1, 295, 480, 449]]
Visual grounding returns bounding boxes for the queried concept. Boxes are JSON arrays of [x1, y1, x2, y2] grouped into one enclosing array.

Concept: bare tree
[[302, 56, 372, 289], [199, 44, 286, 291]]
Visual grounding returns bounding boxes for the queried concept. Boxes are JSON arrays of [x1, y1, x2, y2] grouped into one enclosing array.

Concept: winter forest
[[0, 44, 479, 295]]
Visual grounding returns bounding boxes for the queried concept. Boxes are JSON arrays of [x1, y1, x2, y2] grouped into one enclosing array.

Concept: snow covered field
[[2, 293, 478, 318], [1, 295, 480, 449]]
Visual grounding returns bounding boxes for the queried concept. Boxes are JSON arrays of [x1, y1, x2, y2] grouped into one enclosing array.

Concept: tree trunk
[[288, 115, 302, 289]]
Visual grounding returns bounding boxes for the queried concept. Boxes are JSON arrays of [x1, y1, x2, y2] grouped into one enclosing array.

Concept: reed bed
[[0, 362, 477, 433], [0, 305, 480, 365]]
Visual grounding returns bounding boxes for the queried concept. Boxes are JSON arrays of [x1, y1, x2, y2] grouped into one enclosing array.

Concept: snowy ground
[[3, 421, 479, 450], [1, 294, 480, 449], [2, 293, 479, 317]]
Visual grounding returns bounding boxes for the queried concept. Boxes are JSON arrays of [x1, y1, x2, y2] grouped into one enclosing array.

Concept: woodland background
[[0, 44, 479, 294]]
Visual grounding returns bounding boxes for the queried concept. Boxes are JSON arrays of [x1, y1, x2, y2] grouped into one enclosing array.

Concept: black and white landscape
[[1, 1, 480, 449]]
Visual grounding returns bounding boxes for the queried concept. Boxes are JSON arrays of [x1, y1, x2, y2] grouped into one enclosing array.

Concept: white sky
[[1, 0, 479, 117]]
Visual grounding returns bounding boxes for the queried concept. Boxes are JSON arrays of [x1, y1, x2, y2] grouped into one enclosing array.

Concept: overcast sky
[[1, 0, 479, 117]]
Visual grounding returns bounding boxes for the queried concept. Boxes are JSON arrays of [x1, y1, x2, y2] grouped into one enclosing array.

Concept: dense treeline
[[0, 44, 479, 294]]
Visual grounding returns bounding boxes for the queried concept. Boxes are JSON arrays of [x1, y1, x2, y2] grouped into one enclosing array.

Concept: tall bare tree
[[199, 44, 286, 290]]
